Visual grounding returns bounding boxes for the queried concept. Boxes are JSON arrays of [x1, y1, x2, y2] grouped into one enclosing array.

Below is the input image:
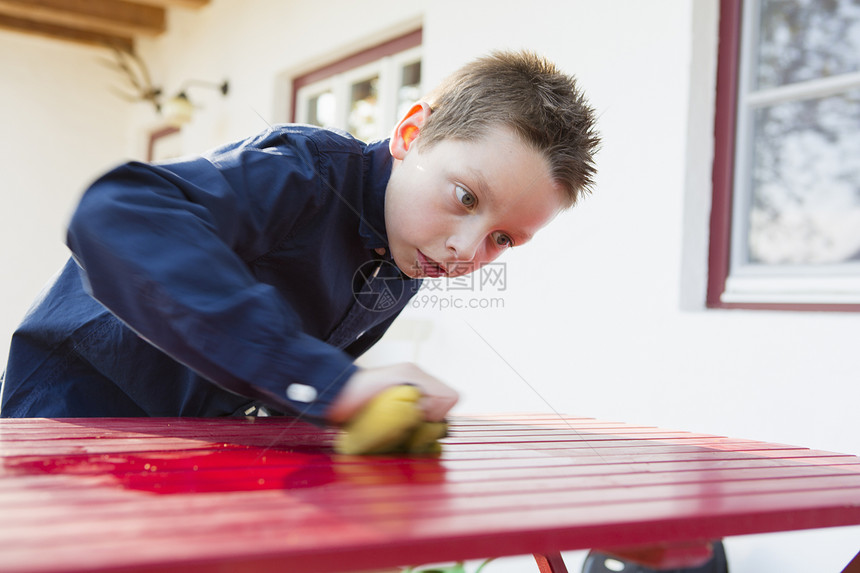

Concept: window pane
[[307, 91, 335, 127], [747, 89, 860, 264], [397, 60, 422, 121], [756, 0, 860, 89], [347, 76, 379, 142]]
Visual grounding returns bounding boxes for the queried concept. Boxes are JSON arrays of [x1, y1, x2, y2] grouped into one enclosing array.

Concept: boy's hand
[[327, 363, 459, 425], [333, 384, 448, 455], [327, 363, 458, 455]]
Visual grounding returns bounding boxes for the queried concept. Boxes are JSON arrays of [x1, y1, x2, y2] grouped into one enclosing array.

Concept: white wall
[[2, 1, 858, 571], [0, 31, 133, 367]]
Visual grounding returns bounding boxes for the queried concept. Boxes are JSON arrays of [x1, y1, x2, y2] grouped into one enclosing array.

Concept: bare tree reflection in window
[[747, 0, 860, 265], [348, 76, 379, 142], [308, 91, 335, 128], [397, 61, 422, 122]]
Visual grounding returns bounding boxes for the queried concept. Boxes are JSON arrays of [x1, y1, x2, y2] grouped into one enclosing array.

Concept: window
[[709, 0, 860, 311], [292, 29, 422, 143]]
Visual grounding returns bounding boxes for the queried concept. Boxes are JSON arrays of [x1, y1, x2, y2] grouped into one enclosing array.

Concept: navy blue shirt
[[1, 125, 422, 420]]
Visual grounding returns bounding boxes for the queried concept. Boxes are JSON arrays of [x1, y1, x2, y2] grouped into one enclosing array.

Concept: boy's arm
[[327, 363, 459, 425], [66, 130, 363, 420]]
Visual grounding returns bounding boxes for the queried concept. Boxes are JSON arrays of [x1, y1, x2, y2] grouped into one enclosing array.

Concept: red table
[[1, 415, 859, 573]]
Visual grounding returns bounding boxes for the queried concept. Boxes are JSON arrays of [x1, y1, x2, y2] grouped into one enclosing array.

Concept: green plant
[[403, 558, 495, 573]]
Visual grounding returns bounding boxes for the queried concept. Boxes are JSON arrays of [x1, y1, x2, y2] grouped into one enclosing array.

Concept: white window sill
[[723, 272, 860, 305]]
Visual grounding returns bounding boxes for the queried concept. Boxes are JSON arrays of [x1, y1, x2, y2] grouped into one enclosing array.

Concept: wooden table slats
[[1, 416, 859, 573]]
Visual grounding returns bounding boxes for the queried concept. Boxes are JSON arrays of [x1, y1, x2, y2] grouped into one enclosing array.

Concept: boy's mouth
[[416, 250, 447, 278]]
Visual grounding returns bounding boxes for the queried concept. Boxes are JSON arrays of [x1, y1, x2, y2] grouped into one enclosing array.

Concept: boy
[[1, 50, 599, 429]]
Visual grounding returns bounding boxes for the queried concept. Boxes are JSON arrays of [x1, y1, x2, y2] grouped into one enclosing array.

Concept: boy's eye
[[493, 232, 514, 248], [455, 185, 477, 209]]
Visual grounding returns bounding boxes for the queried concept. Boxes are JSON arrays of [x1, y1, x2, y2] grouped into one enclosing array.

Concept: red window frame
[[707, 0, 860, 312], [290, 29, 422, 124]]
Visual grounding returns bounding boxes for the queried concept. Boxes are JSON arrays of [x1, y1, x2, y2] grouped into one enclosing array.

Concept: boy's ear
[[389, 102, 432, 160]]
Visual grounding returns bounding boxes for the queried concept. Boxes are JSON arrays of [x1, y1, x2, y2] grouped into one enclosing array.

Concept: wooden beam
[[0, 13, 133, 51], [123, 0, 209, 8], [0, 0, 165, 38]]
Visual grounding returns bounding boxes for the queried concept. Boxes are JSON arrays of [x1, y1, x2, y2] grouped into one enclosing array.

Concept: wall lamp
[[161, 79, 230, 127], [103, 45, 229, 127]]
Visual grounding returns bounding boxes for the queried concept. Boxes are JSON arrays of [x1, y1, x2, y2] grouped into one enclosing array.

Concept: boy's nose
[[445, 226, 483, 263]]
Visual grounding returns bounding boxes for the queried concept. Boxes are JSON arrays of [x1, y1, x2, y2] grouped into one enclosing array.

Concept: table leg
[[842, 550, 860, 573], [533, 553, 569, 573]]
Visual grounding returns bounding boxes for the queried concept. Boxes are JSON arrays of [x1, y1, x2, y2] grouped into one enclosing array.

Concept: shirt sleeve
[[66, 128, 358, 420]]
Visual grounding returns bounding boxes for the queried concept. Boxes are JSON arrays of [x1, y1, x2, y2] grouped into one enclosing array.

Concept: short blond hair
[[421, 50, 600, 207]]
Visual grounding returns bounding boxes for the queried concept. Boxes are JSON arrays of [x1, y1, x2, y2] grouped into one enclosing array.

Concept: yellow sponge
[[334, 385, 448, 455]]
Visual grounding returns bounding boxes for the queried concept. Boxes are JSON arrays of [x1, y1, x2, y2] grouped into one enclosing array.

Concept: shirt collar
[[358, 139, 394, 251]]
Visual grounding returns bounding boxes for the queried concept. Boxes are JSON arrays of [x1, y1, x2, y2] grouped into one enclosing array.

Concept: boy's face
[[384, 107, 565, 279]]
